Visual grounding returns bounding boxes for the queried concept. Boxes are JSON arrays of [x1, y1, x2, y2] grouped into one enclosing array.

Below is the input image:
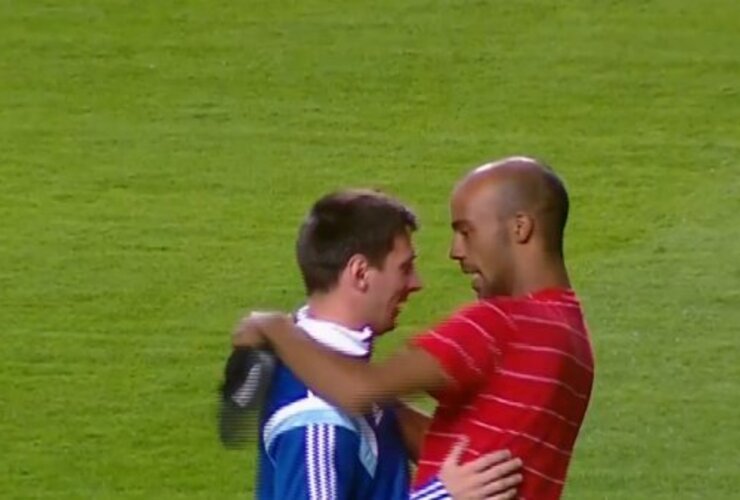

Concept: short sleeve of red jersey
[[410, 302, 505, 400]]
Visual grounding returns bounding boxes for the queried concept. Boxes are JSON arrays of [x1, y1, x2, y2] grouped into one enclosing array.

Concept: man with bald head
[[235, 157, 595, 499], [451, 157, 571, 299]]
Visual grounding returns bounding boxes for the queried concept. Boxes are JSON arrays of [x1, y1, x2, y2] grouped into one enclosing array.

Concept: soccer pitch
[[1, 0, 738, 498]]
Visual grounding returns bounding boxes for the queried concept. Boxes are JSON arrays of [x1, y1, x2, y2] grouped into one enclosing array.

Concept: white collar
[[295, 306, 373, 358]]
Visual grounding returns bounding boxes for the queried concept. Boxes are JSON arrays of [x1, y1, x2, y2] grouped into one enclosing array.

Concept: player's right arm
[[233, 313, 448, 414], [267, 424, 359, 499], [234, 306, 497, 416]]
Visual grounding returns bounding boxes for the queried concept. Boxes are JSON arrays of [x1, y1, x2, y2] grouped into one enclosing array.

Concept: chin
[[474, 286, 495, 299], [373, 320, 395, 336]]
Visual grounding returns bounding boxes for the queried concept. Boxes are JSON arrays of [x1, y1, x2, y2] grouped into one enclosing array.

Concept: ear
[[346, 254, 370, 292], [512, 212, 534, 244]]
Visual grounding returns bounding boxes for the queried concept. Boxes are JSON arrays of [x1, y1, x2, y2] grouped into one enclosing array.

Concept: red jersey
[[411, 288, 595, 500]]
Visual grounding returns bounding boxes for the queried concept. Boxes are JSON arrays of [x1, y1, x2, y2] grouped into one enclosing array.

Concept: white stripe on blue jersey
[[306, 425, 319, 499], [327, 426, 337, 498]]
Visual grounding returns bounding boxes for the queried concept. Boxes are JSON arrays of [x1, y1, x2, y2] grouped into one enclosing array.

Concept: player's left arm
[[411, 442, 523, 500], [393, 401, 431, 463], [233, 314, 451, 415]]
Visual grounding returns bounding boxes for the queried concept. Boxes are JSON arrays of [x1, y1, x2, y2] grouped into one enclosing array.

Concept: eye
[[452, 222, 472, 240]]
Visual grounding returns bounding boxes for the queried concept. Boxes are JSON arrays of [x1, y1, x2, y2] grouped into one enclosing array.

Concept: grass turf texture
[[1, 0, 738, 498]]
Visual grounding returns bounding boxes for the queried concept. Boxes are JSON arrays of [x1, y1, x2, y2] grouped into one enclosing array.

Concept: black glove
[[217, 348, 277, 448]]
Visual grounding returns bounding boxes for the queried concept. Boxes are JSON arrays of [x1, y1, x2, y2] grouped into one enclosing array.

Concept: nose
[[449, 234, 464, 261]]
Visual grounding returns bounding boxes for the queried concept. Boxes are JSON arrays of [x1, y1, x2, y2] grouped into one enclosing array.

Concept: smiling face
[[363, 231, 422, 334], [449, 178, 516, 298]]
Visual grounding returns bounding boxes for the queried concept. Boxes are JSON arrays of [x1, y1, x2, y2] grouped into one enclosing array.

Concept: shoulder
[[263, 394, 360, 450], [443, 299, 518, 335], [264, 396, 382, 478]]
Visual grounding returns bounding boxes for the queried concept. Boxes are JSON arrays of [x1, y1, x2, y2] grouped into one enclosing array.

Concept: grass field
[[1, 1, 738, 498]]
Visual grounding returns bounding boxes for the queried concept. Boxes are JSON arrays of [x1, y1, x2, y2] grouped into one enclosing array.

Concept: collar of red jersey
[[294, 306, 374, 357]]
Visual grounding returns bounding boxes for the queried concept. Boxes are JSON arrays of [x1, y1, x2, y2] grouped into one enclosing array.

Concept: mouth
[[460, 262, 478, 274], [460, 265, 480, 279], [392, 297, 409, 319]]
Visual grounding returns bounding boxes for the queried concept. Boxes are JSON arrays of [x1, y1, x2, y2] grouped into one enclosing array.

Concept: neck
[[306, 291, 366, 331], [510, 253, 571, 297]]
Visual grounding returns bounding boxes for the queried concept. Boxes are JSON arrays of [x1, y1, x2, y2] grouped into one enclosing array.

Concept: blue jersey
[[255, 310, 451, 500], [257, 360, 411, 499]]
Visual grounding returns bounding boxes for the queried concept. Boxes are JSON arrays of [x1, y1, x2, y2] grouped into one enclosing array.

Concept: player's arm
[[234, 314, 449, 415], [267, 424, 359, 499], [393, 401, 431, 463]]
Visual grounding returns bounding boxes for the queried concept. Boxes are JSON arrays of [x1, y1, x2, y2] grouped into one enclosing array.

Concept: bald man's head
[[449, 156, 570, 297], [458, 157, 569, 254]]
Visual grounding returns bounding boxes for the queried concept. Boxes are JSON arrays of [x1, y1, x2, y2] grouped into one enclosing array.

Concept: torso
[[414, 289, 595, 500]]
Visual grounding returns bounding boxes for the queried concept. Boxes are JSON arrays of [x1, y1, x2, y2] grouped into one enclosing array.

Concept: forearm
[[265, 322, 390, 414], [394, 401, 432, 463], [263, 322, 449, 415]]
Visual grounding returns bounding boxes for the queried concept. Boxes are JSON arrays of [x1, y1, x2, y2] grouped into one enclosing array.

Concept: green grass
[[1, 0, 738, 498]]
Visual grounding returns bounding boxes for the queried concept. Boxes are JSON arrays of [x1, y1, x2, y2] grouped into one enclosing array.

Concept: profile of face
[[362, 232, 422, 335], [448, 182, 515, 298]]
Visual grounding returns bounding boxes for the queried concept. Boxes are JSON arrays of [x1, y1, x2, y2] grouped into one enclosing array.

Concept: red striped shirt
[[411, 288, 595, 500]]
